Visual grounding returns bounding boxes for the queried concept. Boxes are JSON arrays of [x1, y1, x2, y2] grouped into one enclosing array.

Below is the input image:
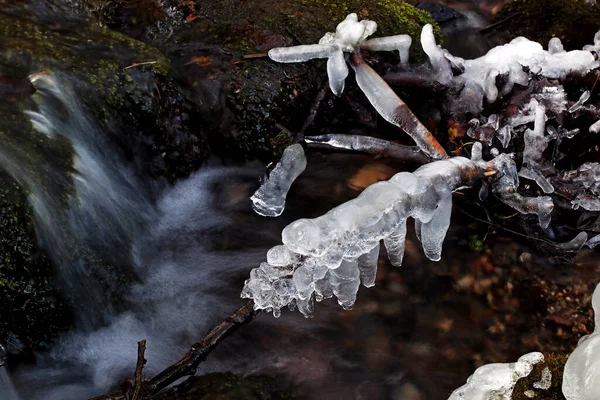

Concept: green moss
[[512, 353, 568, 400], [496, 0, 600, 50], [156, 372, 296, 400]]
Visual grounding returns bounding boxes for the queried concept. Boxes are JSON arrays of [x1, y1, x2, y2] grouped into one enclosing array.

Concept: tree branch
[[89, 301, 258, 400]]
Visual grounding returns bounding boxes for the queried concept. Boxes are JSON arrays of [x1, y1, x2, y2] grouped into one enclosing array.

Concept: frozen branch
[[349, 50, 448, 159], [304, 134, 430, 164], [242, 156, 487, 317]]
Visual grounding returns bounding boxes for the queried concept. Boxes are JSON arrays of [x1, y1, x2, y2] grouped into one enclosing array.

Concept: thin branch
[[477, 13, 521, 34], [147, 300, 257, 392], [89, 301, 258, 400], [130, 340, 147, 400], [297, 83, 329, 141], [123, 61, 158, 70]]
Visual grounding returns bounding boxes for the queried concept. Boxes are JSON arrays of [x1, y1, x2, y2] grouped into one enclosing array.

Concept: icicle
[[361, 35, 412, 65], [519, 103, 554, 194], [250, 144, 307, 217], [568, 90, 591, 113], [350, 50, 448, 159]]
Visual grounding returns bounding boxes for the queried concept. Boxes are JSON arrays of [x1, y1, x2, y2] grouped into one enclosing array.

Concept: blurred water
[[0, 368, 19, 400]]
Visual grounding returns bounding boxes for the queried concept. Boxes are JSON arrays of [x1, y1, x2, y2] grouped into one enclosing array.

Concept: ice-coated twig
[[268, 13, 411, 96], [448, 352, 544, 400], [349, 50, 448, 159], [242, 156, 487, 317], [250, 144, 307, 217], [488, 153, 554, 228], [304, 134, 430, 164], [562, 283, 600, 400], [518, 102, 554, 194]]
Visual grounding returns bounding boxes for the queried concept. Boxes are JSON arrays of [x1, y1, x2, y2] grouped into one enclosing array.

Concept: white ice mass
[[562, 282, 600, 400], [448, 352, 544, 400], [268, 13, 411, 96]]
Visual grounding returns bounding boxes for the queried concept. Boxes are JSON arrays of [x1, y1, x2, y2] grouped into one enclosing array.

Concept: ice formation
[[419, 24, 600, 116], [447, 352, 544, 400], [533, 367, 552, 390], [518, 101, 554, 194], [488, 152, 554, 228], [350, 51, 448, 159], [250, 144, 307, 217], [560, 162, 600, 211], [242, 156, 489, 316], [304, 134, 430, 164], [562, 282, 600, 400], [268, 13, 411, 96]]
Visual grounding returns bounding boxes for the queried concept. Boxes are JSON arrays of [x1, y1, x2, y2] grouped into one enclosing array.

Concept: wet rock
[[0, 172, 70, 349]]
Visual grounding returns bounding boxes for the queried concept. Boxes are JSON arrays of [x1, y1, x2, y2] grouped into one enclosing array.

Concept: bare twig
[[478, 13, 521, 34], [297, 83, 329, 141], [130, 340, 147, 400], [124, 61, 158, 70], [89, 301, 258, 400]]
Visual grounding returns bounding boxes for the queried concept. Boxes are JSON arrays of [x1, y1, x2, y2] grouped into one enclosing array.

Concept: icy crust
[[268, 13, 411, 96], [560, 162, 600, 211], [562, 283, 600, 400], [448, 352, 544, 400], [420, 24, 600, 116], [250, 144, 307, 217], [242, 157, 485, 317], [489, 153, 554, 229]]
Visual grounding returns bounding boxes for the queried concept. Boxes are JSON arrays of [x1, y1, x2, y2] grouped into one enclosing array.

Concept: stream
[[0, 0, 598, 399]]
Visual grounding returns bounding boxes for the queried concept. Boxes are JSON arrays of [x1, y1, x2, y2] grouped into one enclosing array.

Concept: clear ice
[[242, 157, 486, 316], [562, 282, 600, 400], [420, 25, 600, 116], [448, 352, 544, 400], [250, 144, 307, 217], [268, 13, 416, 95]]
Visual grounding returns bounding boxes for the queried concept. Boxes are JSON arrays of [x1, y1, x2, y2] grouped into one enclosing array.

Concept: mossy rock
[[155, 372, 296, 400], [0, 172, 71, 349], [0, 10, 209, 182], [512, 353, 568, 400], [495, 0, 600, 50]]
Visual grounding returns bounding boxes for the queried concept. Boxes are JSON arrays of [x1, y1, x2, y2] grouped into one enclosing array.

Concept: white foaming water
[[14, 166, 271, 399], [0, 368, 19, 400]]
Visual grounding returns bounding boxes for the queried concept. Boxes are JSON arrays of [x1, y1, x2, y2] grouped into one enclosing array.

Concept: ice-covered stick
[[518, 102, 554, 194], [304, 134, 430, 164], [242, 155, 487, 317], [350, 49, 448, 160]]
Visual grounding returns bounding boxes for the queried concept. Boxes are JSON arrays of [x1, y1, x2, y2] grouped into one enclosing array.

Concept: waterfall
[[0, 367, 19, 400], [2, 72, 159, 329]]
